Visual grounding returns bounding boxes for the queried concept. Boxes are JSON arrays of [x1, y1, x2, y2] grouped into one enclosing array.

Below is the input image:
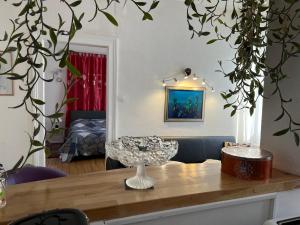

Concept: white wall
[[0, 4, 33, 170], [260, 1, 300, 175], [0, 80, 33, 170], [45, 0, 238, 139], [261, 54, 300, 175], [115, 1, 236, 137]]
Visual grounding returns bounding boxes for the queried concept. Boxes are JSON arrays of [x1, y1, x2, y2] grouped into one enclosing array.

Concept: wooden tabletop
[[1, 161, 300, 225]]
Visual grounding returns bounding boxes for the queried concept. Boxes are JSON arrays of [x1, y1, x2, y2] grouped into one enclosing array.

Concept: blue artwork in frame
[[165, 86, 205, 122]]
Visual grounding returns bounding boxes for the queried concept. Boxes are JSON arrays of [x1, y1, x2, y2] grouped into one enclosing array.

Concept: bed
[[59, 111, 106, 162]]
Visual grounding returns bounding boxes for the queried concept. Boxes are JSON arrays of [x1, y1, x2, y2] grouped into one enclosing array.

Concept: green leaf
[[200, 31, 210, 36], [31, 140, 43, 147], [32, 98, 45, 105], [150, 1, 159, 10], [3, 32, 8, 41], [6, 47, 17, 52], [0, 57, 7, 64], [207, 39, 218, 44], [184, 0, 193, 6], [294, 132, 300, 146], [63, 97, 78, 105], [79, 13, 85, 21], [33, 125, 41, 137], [201, 14, 207, 24], [12, 1, 23, 7], [59, 51, 68, 68], [48, 113, 64, 119], [135, 2, 146, 6], [12, 156, 24, 171], [250, 107, 254, 116], [74, 17, 82, 30], [66, 61, 81, 77], [19, 3, 31, 17], [224, 104, 231, 109], [143, 12, 153, 21], [221, 92, 227, 99], [273, 128, 290, 136], [70, 0, 82, 7], [230, 109, 237, 117], [49, 28, 57, 46], [102, 11, 118, 26], [31, 113, 40, 119], [231, 9, 237, 19]]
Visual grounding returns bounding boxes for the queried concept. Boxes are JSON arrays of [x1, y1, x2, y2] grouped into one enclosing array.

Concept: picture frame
[[164, 86, 205, 122], [0, 52, 14, 96]]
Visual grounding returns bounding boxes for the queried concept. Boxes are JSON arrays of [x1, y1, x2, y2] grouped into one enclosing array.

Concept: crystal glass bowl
[[106, 136, 178, 189]]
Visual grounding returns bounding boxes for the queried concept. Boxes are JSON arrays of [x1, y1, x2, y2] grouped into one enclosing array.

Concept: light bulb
[[184, 75, 189, 79], [162, 81, 166, 87], [202, 80, 206, 85], [192, 74, 198, 80], [211, 87, 215, 92]]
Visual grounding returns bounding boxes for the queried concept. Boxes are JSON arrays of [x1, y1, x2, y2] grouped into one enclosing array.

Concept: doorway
[[33, 35, 118, 173]]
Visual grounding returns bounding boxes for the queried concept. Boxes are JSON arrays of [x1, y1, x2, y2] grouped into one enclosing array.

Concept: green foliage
[[185, 0, 300, 146]]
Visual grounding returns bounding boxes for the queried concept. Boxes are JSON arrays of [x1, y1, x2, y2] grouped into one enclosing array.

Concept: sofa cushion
[[202, 136, 236, 160], [168, 138, 207, 163], [167, 136, 236, 163]]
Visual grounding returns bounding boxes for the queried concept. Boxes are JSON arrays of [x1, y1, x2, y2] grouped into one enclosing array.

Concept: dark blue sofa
[[106, 136, 235, 170]]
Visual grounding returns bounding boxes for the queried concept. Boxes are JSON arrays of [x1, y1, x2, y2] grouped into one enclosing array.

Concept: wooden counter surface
[[1, 161, 300, 224]]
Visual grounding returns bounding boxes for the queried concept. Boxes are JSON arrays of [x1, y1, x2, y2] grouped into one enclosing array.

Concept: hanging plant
[[184, 0, 300, 145], [0, 0, 299, 170]]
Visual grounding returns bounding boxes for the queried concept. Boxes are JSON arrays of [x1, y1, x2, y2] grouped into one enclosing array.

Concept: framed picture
[[0, 52, 13, 96], [165, 86, 205, 122]]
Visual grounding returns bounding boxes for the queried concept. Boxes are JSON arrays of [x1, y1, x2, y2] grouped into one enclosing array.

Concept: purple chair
[[7, 166, 67, 185]]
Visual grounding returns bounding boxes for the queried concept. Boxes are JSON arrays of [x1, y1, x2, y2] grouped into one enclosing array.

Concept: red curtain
[[66, 51, 107, 127]]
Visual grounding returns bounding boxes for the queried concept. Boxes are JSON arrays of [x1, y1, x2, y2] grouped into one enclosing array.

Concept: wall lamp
[[162, 77, 177, 87], [161, 68, 215, 92], [184, 68, 191, 79]]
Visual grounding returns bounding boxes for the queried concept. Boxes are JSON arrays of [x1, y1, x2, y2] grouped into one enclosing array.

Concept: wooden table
[[1, 161, 300, 225]]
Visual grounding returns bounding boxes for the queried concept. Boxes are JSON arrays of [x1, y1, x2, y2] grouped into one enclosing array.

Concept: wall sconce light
[[161, 68, 215, 92], [162, 78, 177, 86], [184, 68, 192, 79]]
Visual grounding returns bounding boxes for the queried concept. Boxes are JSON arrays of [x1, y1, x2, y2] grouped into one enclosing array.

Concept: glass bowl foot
[[126, 163, 154, 189], [126, 175, 154, 189]]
